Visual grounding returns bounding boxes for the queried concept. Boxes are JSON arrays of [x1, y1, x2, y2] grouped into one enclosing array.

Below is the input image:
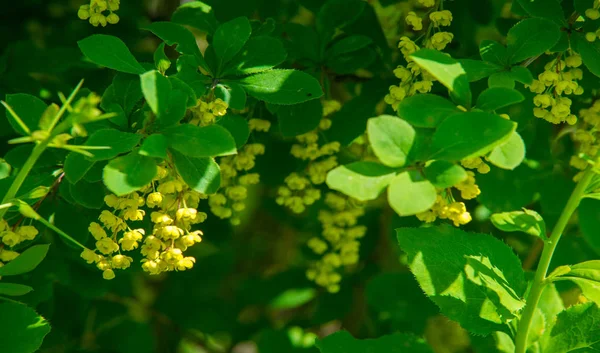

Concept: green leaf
[[506, 18, 561, 64], [269, 288, 317, 310], [163, 124, 237, 158], [424, 160, 468, 188], [238, 69, 323, 105], [545, 302, 600, 353], [326, 47, 376, 75], [367, 115, 415, 168], [488, 131, 526, 170], [221, 36, 287, 76], [459, 59, 503, 82], [569, 260, 600, 282], [488, 71, 516, 88], [507, 66, 534, 85], [397, 94, 459, 128], [84, 129, 142, 161], [217, 114, 250, 148], [0, 159, 10, 180], [476, 87, 524, 111], [316, 330, 433, 353], [5, 93, 48, 135], [103, 152, 157, 196], [387, 171, 437, 216], [69, 180, 106, 209], [139, 134, 168, 159], [171, 1, 219, 35], [0, 301, 50, 353], [276, 99, 323, 137], [78, 34, 145, 74], [215, 82, 246, 110], [0, 244, 50, 276], [144, 22, 210, 74], [100, 73, 143, 115], [140, 70, 171, 116], [515, 0, 564, 25], [430, 112, 517, 161], [171, 150, 221, 194], [0, 283, 33, 296], [479, 40, 508, 66], [397, 225, 526, 335], [410, 49, 472, 107], [490, 209, 546, 239], [326, 161, 397, 201], [574, 34, 600, 78], [326, 35, 373, 58], [212, 17, 252, 72]]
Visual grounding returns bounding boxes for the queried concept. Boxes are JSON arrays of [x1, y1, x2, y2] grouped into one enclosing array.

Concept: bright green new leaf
[[269, 288, 317, 310], [488, 131, 526, 170], [84, 129, 142, 161], [221, 36, 287, 76], [410, 49, 472, 107], [326, 35, 373, 58], [212, 17, 252, 71], [63, 152, 95, 184], [215, 82, 247, 110], [238, 69, 323, 105], [140, 70, 171, 115], [506, 18, 561, 64], [5, 93, 48, 135], [316, 330, 433, 353], [488, 71, 516, 89], [326, 161, 397, 201], [0, 301, 50, 353], [78, 34, 145, 74], [276, 99, 323, 137], [545, 302, 600, 353], [387, 171, 437, 216], [430, 112, 517, 161], [367, 115, 415, 167], [424, 160, 468, 188], [171, 1, 219, 34], [0, 244, 50, 276], [476, 87, 524, 111], [217, 114, 250, 147], [154, 42, 171, 73], [144, 21, 210, 74], [0, 159, 10, 180], [163, 124, 237, 158], [171, 150, 221, 194], [575, 34, 600, 78], [0, 283, 33, 296], [490, 209, 546, 239], [170, 76, 197, 108], [139, 134, 168, 159], [479, 40, 508, 66], [459, 59, 503, 82], [103, 152, 157, 196], [396, 94, 460, 128], [397, 225, 526, 335]]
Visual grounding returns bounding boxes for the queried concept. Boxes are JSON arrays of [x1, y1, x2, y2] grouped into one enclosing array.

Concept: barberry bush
[[2, 0, 600, 352]]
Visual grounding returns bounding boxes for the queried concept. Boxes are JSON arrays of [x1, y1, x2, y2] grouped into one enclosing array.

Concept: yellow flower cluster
[[461, 157, 491, 174], [190, 98, 229, 126], [277, 101, 342, 213], [570, 100, 600, 180], [81, 164, 208, 279], [209, 143, 266, 225], [77, 0, 120, 27], [0, 219, 38, 271], [306, 193, 366, 293], [585, 0, 600, 41], [416, 171, 480, 226], [527, 55, 584, 125], [385, 5, 454, 109]]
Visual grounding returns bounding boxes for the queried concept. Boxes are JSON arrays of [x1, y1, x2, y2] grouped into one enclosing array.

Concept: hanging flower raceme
[[0, 219, 39, 273], [277, 100, 342, 214], [78, 0, 120, 27], [306, 193, 366, 293], [570, 100, 600, 181], [80, 163, 208, 279]]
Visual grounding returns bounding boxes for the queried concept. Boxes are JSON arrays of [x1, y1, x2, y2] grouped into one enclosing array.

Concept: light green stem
[[0, 142, 49, 219], [514, 167, 596, 353]]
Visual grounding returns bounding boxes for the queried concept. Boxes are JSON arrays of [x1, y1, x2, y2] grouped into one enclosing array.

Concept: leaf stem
[[514, 167, 596, 353]]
